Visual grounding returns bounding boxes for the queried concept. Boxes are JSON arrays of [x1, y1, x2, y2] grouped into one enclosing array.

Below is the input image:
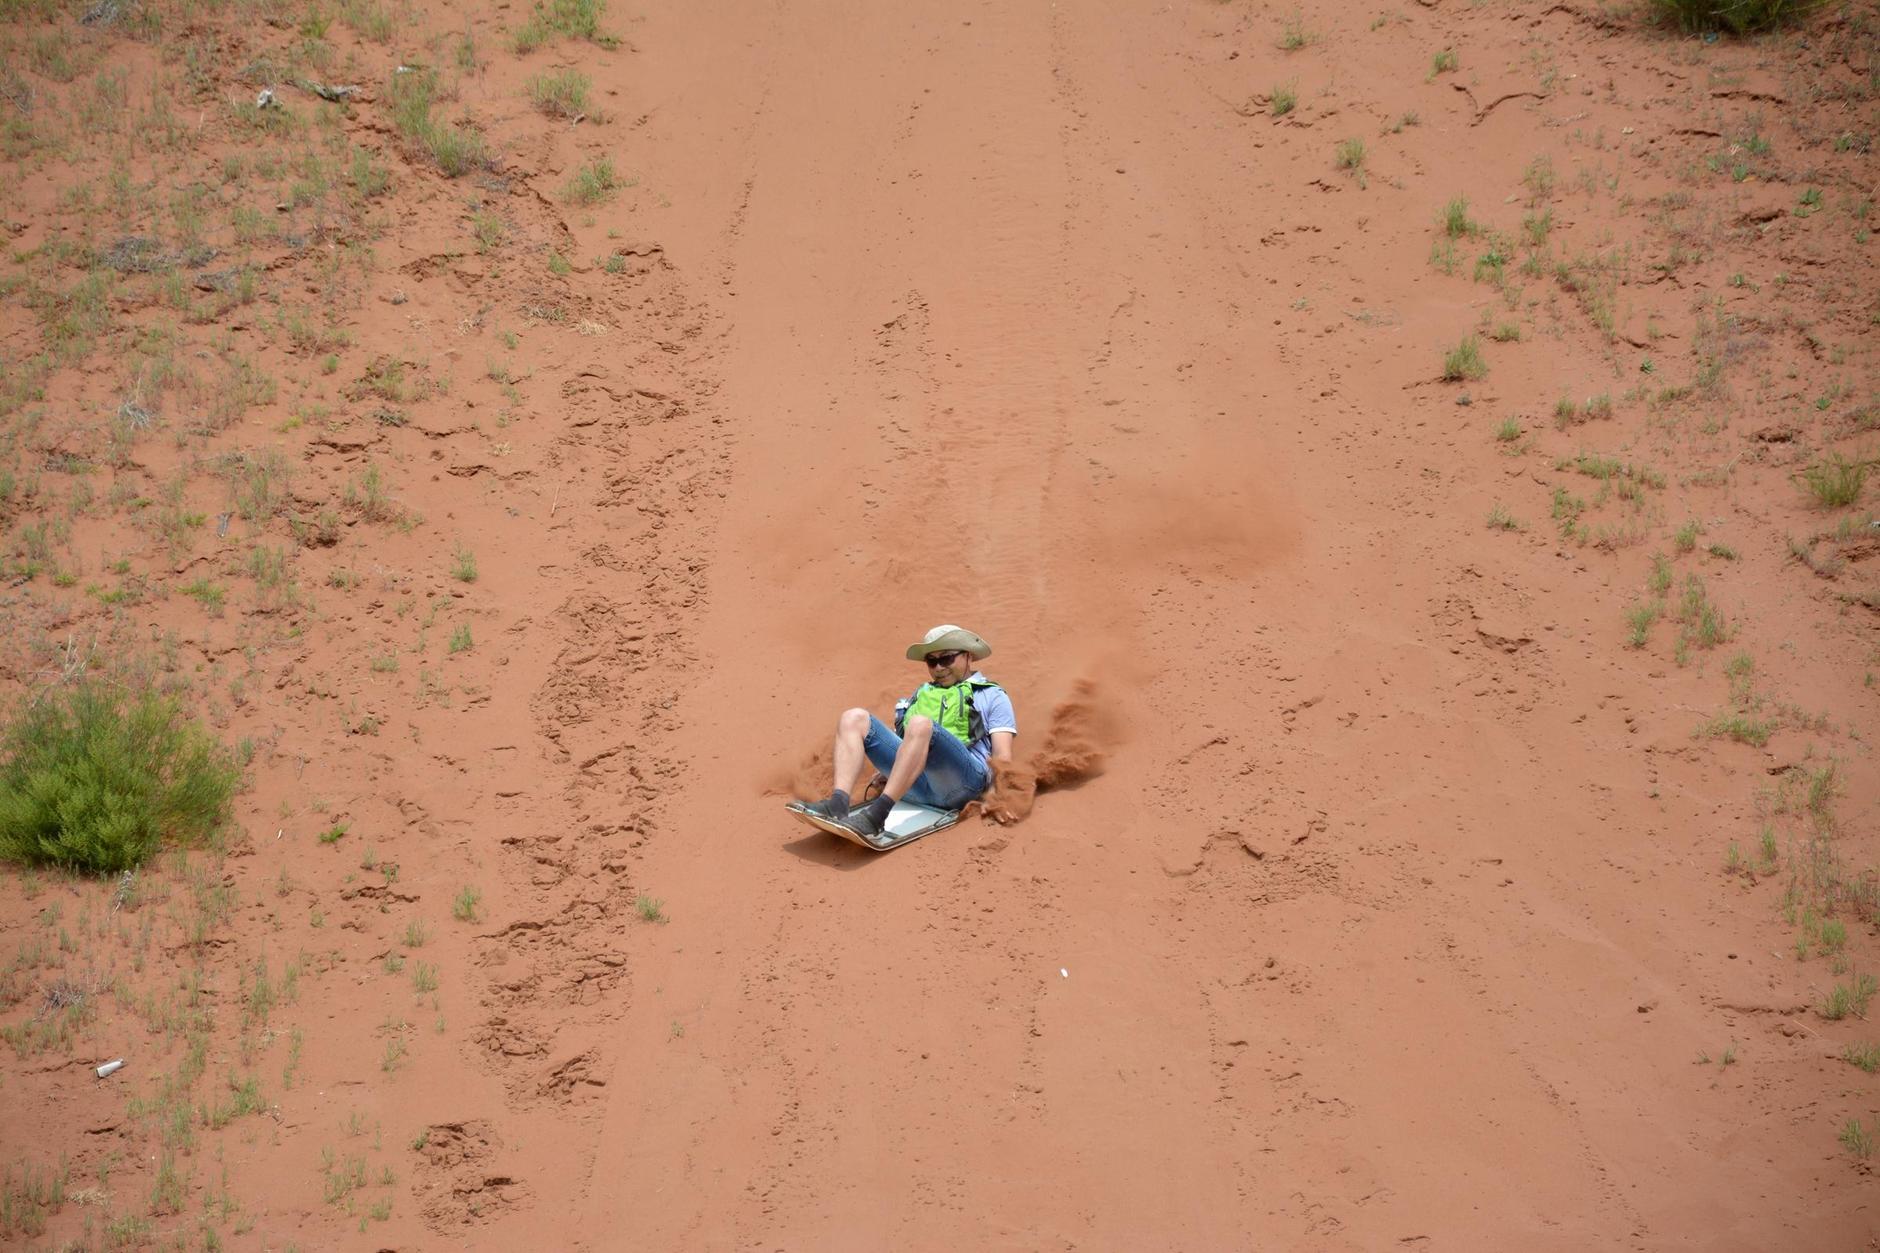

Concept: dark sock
[[863, 794, 895, 821], [828, 789, 850, 818]]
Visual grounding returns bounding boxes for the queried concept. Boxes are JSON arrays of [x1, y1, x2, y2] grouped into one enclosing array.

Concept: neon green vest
[[898, 676, 1001, 748]]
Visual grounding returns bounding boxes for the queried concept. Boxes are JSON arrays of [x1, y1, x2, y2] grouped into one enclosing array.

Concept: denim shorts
[[863, 716, 991, 810]]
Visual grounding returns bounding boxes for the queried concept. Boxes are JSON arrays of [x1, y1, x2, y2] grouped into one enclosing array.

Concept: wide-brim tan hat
[[905, 624, 991, 661]]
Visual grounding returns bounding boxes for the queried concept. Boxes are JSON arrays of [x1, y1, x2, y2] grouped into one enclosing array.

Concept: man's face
[[923, 650, 972, 688]]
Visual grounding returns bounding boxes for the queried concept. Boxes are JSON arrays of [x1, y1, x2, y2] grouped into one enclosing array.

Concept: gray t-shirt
[[965, 675, 1017, 764]]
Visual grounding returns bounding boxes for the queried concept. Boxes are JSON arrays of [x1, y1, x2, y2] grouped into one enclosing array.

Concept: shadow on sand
[[778, 830, 884, 871]]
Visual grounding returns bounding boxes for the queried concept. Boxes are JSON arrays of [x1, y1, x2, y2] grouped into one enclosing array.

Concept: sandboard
[[784, 799, 962, 851]]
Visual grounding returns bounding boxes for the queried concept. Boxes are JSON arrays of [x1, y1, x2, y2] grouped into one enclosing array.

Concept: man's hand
[[980, 757, 1036, 825]]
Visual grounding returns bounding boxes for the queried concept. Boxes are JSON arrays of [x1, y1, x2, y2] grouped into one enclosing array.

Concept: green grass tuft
[[1440, 195, 1477, 238], [1442, 336, 1487, 381], [1277, 11, 1311, 50], [563, 157, 622, 205], [1486, 504, 1521, 532], [1624, 602, 1661, 648], [528, 69, 590, 118], [1843, 1042, 1880, 1073], [1841, 1117, 1875, 1159], [1334, 137, 1367, 185], [1678, 575, 1728, 647], [514, 0, 619, 52], [1798, 453, 1866, 509], [387, 67, 486, 178], [1820, 973, 1878, 1021]]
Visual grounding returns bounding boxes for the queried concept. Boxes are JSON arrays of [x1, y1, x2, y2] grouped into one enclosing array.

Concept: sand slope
[[1, 0, 1876, 1248]]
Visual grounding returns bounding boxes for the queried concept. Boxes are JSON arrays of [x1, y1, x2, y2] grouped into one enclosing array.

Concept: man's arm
[[981, 731, 1025, 825], [989, 731, 1015, 765]]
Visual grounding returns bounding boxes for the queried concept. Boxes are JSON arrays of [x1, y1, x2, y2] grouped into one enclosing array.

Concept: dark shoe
[[800, 795, 849, 822], [834, 800, 892, 843]]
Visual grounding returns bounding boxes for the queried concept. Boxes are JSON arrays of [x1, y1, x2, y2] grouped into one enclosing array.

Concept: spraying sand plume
[[977, 678, 1117, 823]]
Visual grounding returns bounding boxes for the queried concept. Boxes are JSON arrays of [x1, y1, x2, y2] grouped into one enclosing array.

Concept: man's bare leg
[[832, 707, 872, 799], [880, 715, 933, 802]]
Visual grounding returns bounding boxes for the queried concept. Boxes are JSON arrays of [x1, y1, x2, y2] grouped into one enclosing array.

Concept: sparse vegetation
[[564, 157, 623, 205], [1523, 155, 1555, 201], [181, 579, 227, 614], [0, 0, 1870, 1233], [1844, 1042, 1880, 1074], [1700, 711, 1775, 747], [1819, 973, 1877, 1021], [1676, 575, 1729, 653], [1334, 137, 1367, 186], [1441, 196, 1478, 238], [1555, 394, 1614, 427], [1841, 1117, 1875, 1160], [1798, 454, 1866, 509], [514, 0, 620, 52], [1277, 10, 1312, 50], [387, 65, 486, 178], [1625, 601, 1661, 649], [529, 69, 591, 119], [471, 209, 506, 253], [1442, 336, 1487, 382]]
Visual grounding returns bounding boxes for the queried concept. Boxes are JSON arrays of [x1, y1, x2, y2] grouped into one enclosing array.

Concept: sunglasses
[[924, 651, 967, 667]]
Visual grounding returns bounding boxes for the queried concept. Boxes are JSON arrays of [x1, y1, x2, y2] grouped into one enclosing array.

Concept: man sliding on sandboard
[[788, 624, 1018, 850]]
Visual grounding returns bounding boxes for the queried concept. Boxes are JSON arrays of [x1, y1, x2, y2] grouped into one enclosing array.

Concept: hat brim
[[905, 629, 991, 661]]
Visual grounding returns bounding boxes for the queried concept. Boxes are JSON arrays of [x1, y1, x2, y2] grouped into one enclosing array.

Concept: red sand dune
[[1, 0, 1876, 1248]]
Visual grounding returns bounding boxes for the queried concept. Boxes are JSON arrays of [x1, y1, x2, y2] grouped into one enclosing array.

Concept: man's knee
[[902, 714, 934, 740], [838, 707, 871, 734]]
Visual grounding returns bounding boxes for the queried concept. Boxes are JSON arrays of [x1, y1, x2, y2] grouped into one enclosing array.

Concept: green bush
[[0, 683, 239, 874], [1648, 0, 1813, 33]]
